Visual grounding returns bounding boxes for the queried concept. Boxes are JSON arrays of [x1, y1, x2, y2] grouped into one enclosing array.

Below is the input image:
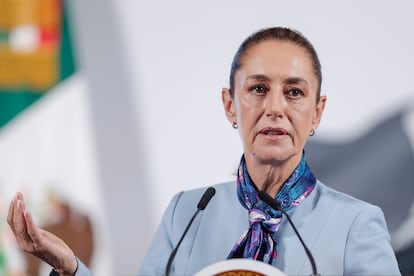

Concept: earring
[[232, 122, 238, 129], [310, 129, 315, 136]]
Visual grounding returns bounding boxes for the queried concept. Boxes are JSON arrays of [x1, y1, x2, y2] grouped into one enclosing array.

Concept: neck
[[244, 153, 303, 198]]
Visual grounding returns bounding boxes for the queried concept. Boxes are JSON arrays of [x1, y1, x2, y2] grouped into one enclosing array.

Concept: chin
[[251, 150, 295, 165]]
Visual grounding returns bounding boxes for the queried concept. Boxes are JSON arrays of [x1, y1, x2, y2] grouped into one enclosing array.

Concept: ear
[[222, 88, 237, 124], [311, 95, 327, 130]]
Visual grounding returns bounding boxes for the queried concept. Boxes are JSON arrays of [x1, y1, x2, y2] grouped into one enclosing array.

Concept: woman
[[7, 27, 401, 275]]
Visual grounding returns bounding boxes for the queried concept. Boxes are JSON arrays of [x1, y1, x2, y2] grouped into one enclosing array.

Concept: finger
[[7, 194, 17, 228], [7, 192, 24, 227], [16, 191, 23, 201], [13, 198, 30, 239], [24, 210, 40, 244]]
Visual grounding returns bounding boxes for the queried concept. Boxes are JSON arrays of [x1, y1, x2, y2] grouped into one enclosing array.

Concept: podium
[[195, 259, 286, 276]]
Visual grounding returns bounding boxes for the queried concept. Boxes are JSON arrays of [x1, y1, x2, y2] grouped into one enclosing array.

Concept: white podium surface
[[195, 259, 286, 276]]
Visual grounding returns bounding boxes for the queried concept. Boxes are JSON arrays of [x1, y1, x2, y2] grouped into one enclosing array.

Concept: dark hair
[[229, 27, 322, 102]]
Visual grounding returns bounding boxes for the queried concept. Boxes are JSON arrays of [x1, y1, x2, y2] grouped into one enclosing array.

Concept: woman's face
[[223, 40, 326, 166]]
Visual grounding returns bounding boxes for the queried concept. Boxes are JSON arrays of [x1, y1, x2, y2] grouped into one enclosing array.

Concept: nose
[[265, 90, 284, 119]]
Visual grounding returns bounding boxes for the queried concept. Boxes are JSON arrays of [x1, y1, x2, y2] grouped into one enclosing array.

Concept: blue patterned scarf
[[227, 153, 316, 264]]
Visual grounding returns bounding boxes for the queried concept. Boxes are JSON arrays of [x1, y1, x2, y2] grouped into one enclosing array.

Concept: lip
[[258, 127, 289, 139]]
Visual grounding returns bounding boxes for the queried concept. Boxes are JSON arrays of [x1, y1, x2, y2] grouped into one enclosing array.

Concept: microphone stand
[[165, 209, 201, 276], [164, 187, 216, 276], [258, 191, 320, 276]]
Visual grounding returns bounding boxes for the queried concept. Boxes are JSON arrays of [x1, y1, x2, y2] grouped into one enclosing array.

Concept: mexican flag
[[0, 0, 108, 274], [0, 0, 75, 127]]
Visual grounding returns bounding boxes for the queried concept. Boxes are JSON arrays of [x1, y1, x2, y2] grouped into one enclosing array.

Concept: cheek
[[246, 95, 265, 113], [236, 99, 260, 123], [236, 104, 261, 142], [290, 106, 315, 131]]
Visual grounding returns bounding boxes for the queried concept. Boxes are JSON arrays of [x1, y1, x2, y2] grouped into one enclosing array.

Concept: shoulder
[[316, 181, 389, 233], [291, 181, 400, 274], [290, 180, 385, 233], [165, 181, 237, 223], [303, 180, 388, 241], [315, 180, 382, 216], [316, 181, 402, 274], [172, 182, 236, 204], [177, 181, 236, 198]]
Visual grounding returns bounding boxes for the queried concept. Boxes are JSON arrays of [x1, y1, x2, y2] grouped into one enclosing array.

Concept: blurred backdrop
[[0, 0, 413, 274]]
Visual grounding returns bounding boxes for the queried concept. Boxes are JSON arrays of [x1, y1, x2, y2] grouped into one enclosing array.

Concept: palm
[[7, 193, 78, 274]]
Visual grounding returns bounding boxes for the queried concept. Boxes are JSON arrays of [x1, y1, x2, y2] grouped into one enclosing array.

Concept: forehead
[[237, 40, 315, 81]]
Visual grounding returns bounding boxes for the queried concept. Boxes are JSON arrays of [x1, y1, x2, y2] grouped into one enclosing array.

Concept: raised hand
[[7, 192, 78, 275]]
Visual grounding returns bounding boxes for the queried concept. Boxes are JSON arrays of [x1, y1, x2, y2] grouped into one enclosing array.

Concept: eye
[[286, 88, 304, 98], [249, 84, 268, 95]]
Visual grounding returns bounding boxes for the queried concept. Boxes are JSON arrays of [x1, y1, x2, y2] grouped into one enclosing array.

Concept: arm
[[344, 204, 401, 275], [7, 192, 92, 276]]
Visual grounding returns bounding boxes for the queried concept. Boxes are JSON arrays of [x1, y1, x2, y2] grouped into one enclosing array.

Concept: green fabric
[[0, 0, 76, 128]]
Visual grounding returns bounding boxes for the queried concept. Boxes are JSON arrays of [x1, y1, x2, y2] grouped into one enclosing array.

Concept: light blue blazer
[[138, 181, 401, 276]]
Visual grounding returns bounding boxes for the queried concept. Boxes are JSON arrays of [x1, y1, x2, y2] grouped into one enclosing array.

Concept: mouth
[[258, 127, 289, 137]]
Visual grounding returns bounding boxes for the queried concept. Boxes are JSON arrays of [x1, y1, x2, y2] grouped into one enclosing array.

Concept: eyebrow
[[246, 74, 309, 86], [246, 74, 271, 82], [284, 77, 309, 86]]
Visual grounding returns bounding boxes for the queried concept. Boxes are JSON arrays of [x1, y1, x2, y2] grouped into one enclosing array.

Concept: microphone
[[258, 191, 320, 276], [165, 187, 216, 276]]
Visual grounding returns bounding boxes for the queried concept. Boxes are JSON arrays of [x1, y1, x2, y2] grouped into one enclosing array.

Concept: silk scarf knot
[[227, 153, 316, 265]]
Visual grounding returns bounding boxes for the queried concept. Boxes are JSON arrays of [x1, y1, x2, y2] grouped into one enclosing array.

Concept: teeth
[[265, 130, 282, 135]]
